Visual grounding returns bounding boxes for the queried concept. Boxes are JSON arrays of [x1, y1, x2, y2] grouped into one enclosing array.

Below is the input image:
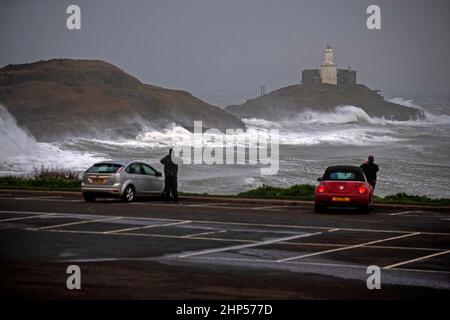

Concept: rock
[[225, 84, 425, 121], [0, 59, 244, 141]]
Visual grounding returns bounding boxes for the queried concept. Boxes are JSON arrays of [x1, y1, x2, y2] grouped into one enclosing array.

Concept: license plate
[[91, 178, 107, 184], [332, 196, 350, 202]]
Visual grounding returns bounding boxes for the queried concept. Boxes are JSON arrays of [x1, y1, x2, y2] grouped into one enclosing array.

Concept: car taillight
[[317, 185, 326, 193], [358, 186, 367, 194]]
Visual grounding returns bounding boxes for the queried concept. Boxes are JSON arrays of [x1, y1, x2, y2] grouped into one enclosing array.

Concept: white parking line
[[123, 232, 255, 243], [103, 220, 191, 234], [183, 230, 226, 238], [0, 210, 55, 215], [1, 210, 449, 236], [190, 256, 450, 275], [17, 217, 450, 273], [278, 241, 444, 252], [35, 228, 256, 243], [178, 231, 328, 258], [31, 226, 448, 252], [277, 232, 422, 262], [192, 256, 362, 268], [33, 217, 123, 231], [389, 211, 422, 216], [29, 227, 450, 268], [400, 214, 448, 219], [0, 213, 55, 222], [384, 249, 450, 269], [385, 267, 450, 274]]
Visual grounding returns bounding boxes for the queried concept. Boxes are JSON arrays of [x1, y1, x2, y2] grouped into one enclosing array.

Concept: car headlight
[[113, 183, 121, 187]]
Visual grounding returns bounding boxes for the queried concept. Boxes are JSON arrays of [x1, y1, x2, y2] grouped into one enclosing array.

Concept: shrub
[[0, 166, 81, 189], [238, 184, 315, 200]]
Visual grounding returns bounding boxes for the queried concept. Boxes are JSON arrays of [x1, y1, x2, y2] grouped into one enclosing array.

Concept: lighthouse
[[301, 45, 356, 86], [320, 44, 337, 85]]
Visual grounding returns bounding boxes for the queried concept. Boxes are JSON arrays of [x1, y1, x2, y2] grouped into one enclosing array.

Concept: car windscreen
[[86, 163, 122, 174], [323, 169, 365, 181]]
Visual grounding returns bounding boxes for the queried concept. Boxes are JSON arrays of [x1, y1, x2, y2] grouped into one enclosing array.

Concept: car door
[[126, 163, 146, 194], [141, 164, 164, 193]]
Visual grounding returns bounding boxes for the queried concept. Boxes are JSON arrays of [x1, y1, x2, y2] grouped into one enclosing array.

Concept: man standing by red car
[[361, 155, 379, 191]]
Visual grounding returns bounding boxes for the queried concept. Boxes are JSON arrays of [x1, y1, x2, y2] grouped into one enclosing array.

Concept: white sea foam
[[0, 105, 106, 174], [63, 106, 408, 150], [387, 97, 450, 125], [137, 124, 193, 146], [1, 100, 447, 176], [387, 97, 420, 108], [244, 106, 381, 127], [245, 104, 450, 128], [136, 123, 273, 148], [0, 105, 40, 157]]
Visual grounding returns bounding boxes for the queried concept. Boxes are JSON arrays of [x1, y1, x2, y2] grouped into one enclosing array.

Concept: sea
[[1, 97, 450, 198]]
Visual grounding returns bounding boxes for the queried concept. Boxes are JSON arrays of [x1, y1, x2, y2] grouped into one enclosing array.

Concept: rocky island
[[226, 45, 425, 121], [225, 83, 425, 121]]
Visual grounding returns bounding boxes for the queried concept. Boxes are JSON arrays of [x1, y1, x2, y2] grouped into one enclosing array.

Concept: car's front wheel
[[121, 185, 135, 203], [82, 192, 96, 202]]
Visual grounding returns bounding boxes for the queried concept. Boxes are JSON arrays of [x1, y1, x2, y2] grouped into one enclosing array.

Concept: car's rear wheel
[[82, 192, 96, 202], [121, 185, 135, 203], [314, 204, 327, 213]]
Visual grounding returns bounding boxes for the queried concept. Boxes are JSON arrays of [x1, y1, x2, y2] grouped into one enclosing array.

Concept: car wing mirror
[[155, 172, 162, 177], [317, 177, 322, 182]]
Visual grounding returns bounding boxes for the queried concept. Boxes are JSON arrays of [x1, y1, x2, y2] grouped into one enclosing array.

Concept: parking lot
[[0, 192, 449, 299]]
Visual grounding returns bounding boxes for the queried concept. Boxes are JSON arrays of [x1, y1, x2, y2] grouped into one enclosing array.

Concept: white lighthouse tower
[[320, 44, 337, 85]]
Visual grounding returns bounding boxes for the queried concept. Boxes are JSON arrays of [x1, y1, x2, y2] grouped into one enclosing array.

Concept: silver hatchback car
[[81, 160, 164, 202]]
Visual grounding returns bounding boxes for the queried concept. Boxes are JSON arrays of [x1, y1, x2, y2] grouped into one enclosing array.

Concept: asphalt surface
[[0, 192, 449, 299]]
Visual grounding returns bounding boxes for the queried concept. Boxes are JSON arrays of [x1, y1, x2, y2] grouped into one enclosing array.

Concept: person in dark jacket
[[360, 155, 379, 190], [160, 149, 178, 202]]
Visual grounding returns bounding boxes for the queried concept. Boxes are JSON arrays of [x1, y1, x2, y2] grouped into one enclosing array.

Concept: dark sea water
[[1, 97, 450, 198]]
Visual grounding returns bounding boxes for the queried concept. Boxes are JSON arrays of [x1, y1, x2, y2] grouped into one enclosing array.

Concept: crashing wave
[[244, 104, 450, 127], [0, 105, 40, 157], [0, 105, 106, 174]]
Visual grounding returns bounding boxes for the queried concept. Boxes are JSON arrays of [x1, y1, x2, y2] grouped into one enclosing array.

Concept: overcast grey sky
[[1, 0, 449, 105]]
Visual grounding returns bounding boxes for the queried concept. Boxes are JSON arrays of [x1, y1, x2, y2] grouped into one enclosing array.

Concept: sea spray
[[0, 105, 40, 157], [0, 105, 106, 174]]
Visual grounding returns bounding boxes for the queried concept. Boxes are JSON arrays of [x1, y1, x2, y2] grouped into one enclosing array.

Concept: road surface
[[0, 192, 449, 299]]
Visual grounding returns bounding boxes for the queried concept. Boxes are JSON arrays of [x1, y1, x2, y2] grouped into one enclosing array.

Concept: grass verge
[[238, 184, 450, 206], [0, 166, 80, 190], [0, 170, 449, 207]]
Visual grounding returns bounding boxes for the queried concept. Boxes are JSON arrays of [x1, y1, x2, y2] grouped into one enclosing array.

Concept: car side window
[[127, 163, 143, 174], [142, 164, 157, 176]]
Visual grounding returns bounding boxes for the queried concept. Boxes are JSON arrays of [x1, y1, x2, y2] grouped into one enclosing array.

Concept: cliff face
[[225, 84, 425, 121], [0, 59, 244, 141]]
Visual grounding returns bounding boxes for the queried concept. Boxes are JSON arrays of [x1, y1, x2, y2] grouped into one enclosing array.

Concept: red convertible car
[[314, 165, 374, 213]]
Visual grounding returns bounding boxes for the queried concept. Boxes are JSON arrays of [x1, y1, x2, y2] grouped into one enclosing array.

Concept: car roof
[[325, 165, 362, 171], [93, 159, 137, 166], [322, 165, 366, 181]]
